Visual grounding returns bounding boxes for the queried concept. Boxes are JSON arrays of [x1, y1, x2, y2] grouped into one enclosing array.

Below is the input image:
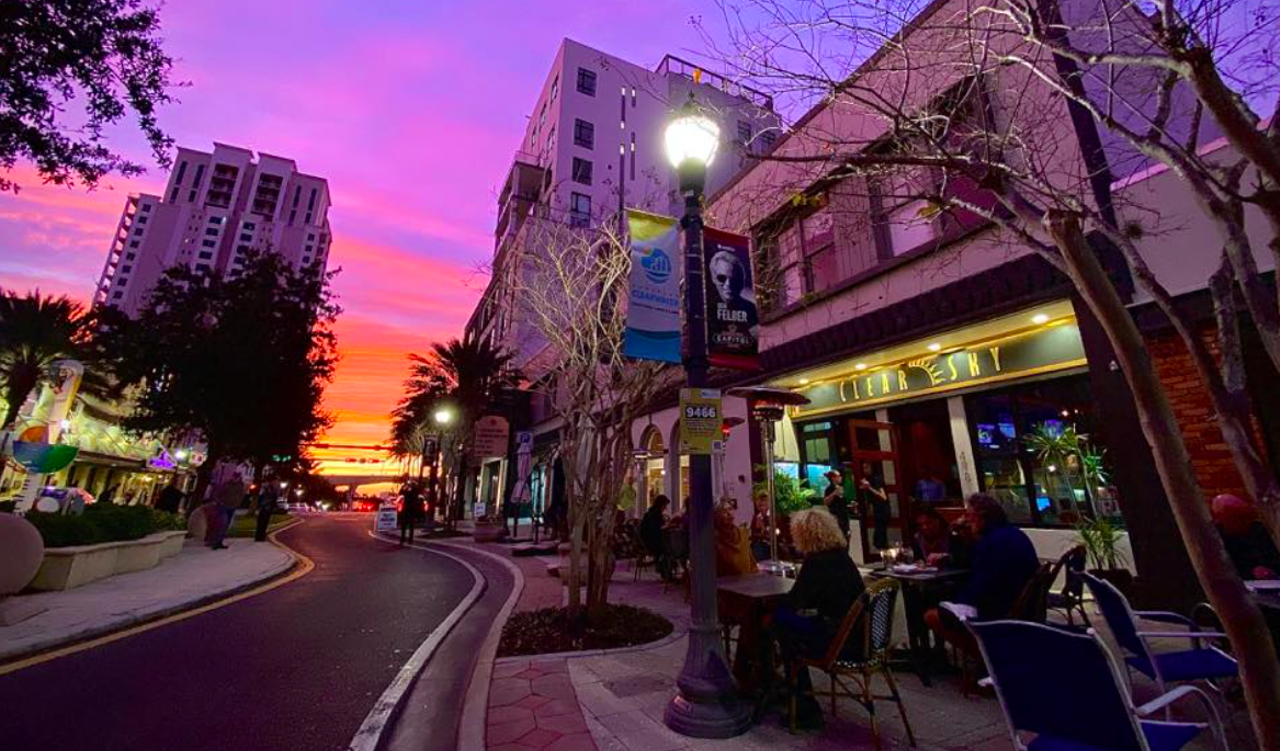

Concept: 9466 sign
[[679, 389, 722, 455]]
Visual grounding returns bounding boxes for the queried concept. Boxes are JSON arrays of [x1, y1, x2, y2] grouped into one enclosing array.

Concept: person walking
[[208, 474, 245, 550], [156, 478, 185, 514], [254, 480, 280, 542], [399, 481, 425, 546]]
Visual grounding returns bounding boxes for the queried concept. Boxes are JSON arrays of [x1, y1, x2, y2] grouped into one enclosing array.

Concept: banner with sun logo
[[623, 209, 682, 363]]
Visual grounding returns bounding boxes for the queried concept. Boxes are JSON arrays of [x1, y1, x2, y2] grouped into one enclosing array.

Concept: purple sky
[[0, 0, 719, 451]]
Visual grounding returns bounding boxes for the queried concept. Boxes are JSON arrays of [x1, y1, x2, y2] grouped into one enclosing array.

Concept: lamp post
[[430, 407, 454, 525], [662, 94, 751, 739]]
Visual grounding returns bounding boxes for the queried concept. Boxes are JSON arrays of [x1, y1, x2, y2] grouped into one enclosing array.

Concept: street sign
[[679, 388, 723, 455], [472, 416, 510, 459], [375, 505, 398, 533]]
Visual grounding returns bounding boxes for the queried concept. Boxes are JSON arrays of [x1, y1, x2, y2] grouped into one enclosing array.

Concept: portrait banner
[[702, 226, 759, 370]]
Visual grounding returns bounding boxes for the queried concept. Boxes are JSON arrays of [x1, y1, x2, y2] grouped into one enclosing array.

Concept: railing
[[655, 54, 774, 111]]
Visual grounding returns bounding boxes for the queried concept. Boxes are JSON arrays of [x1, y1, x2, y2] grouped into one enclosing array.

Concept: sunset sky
[[0, 0, 714, 472]]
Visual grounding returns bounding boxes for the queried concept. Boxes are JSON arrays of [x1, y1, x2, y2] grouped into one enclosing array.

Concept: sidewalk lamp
[[662, 93, 751, 739], [433, 407, 454, 426]]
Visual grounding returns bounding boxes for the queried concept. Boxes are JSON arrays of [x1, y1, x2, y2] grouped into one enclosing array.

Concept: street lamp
[[662, 93, 750, 739], [430, 406, 455, 525], [433, 407, 454, 426]]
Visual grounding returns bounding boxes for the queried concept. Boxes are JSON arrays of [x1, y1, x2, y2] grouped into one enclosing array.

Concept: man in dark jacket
[[924, 494, 1038, 667], [640, 495, 672, 580]]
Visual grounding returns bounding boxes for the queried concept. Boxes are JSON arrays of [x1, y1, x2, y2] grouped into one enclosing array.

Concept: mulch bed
[[497, 604, 674, 658]]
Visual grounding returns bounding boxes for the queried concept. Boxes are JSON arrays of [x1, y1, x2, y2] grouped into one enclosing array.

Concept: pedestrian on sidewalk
[[255, 479, 281, 542], [399, 480, 425, 546], [208, 474, 246, 550]]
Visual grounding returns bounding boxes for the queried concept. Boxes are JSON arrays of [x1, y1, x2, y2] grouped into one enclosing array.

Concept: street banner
[[702, 227, 760, 370], [472, 415, 510, 459], [624, 209, 682, 363], [679, 388, 723, 455]]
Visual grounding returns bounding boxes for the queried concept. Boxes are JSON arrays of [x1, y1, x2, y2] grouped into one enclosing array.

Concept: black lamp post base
[[664, 690, 752, 739]]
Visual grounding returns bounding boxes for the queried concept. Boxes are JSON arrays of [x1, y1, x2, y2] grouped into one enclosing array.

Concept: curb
[[491, 623, 688, 665], [0, 518, 308, 672], [430, 540, 525, 751], [350, 533, 490, 751]]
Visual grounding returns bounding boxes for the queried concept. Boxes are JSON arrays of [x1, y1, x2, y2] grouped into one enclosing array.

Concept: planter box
[[30, 531, 189, 592], [472, 524, 508, 543]]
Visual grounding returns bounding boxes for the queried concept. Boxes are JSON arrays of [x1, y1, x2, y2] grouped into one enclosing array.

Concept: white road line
[[347, 532, 486, 751]]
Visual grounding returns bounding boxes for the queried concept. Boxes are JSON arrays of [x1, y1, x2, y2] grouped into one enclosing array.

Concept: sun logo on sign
[[641, 246, 672, 284]]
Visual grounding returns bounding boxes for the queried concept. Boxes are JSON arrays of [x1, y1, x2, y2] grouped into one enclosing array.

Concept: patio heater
[[726, 387, 811, 562]]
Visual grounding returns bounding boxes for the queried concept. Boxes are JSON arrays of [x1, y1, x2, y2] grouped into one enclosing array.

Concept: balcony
[[655, 54, 774, 111]]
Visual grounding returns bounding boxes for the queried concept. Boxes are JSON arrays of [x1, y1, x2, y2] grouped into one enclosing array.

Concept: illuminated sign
[[792, 321, 1087, 418]]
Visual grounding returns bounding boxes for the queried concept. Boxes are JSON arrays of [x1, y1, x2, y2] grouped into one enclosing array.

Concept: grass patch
[[498, 604, 673, 658], [228, 512, 293, 538]]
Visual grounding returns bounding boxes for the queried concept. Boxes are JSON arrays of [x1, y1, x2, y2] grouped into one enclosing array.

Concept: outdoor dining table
[[716, 573, 795, 694], [867, 566, 969, 686]]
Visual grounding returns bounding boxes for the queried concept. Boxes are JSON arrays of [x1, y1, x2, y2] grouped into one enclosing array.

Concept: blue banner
[[624, 210, 682, 363]]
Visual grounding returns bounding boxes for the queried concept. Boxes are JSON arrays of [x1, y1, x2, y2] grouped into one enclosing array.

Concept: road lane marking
[[348, 532, 487, 751], [0, 520, 313, 677]]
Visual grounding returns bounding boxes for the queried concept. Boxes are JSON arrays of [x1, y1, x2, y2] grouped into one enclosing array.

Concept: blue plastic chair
[[1081, 574, 1236, 697], [969, 620, 1226, 751]]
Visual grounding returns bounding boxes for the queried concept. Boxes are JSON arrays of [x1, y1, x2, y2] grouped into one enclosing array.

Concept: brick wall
[[1146, 327, 1248, 501]]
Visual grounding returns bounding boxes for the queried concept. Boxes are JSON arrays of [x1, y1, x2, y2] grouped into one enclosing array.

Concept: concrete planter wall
[[30, 530, 189, 592], [472, 523, 508, 543]]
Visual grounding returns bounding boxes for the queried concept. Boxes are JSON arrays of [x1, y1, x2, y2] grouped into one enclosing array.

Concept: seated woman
[[924, 494, 1038, 664], [640, 495, 672, 580], [911, 503, 969, 568], [771, 507, 865, 729], [715, 504, 756, 576]]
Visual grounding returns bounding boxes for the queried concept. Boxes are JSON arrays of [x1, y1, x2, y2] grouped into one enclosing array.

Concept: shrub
[[24, 512, 106, 547], [83, 504, 155, 542], [150, 509, 186, 532], [0, 500, 16, 514]]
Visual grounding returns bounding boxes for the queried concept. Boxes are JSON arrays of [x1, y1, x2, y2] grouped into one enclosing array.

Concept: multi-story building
[[463, 39, 781, 515], [93, 143, 332, 315]]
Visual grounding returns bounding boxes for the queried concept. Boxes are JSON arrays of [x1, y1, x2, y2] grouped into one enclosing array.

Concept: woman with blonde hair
[[772, 507, 864, 729]]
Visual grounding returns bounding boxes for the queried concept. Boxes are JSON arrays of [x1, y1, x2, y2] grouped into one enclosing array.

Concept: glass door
[[847, 419, 904, 563]]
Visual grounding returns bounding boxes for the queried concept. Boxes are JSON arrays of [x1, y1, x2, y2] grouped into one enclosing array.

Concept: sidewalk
[[472, 546, 1255, 751], [0, 535, 296, 663]]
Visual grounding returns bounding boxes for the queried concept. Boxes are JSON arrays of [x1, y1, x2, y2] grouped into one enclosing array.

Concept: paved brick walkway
[[488, 658, 597, 751]]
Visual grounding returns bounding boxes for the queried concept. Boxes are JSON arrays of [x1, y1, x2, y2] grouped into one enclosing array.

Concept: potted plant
[[1076, 516, 1133, 594], [472, 514, 508, 543]]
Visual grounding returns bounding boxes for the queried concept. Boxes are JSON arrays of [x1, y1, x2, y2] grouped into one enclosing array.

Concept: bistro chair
[[789, 578, 916, 749], [1046, 545, 1091, 628], [956, 561, 1061, 693], [969, 619, 1227, 751], [1081, 574, 1237, 699]]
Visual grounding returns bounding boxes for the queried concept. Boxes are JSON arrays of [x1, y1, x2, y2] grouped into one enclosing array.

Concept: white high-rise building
[[94, 143, 332, 314]]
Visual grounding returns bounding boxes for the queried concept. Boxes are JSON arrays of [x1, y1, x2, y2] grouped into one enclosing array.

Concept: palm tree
[[0, 290, 112, 431], [396, 335, 519, 525]]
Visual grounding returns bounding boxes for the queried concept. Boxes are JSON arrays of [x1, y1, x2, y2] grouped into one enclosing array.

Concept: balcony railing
[[655, 54, 774, 111]]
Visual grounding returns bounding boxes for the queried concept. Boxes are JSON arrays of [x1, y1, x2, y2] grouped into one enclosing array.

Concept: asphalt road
[[0, 514, 476, 751]]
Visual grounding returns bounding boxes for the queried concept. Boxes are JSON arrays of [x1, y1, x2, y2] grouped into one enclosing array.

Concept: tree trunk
[[567, 504, 585, 611], [1049, 211, 1280, 750]]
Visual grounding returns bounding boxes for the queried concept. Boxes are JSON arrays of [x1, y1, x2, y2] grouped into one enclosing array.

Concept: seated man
[[925, 494, 1039, 658], [1213, 494, 1280, 580]]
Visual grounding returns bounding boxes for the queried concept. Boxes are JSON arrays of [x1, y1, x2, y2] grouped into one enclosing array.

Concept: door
[[847, 419, 904, 563]]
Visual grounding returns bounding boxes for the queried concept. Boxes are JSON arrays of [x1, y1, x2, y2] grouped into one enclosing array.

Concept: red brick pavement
[[487, 658, 597, 751]]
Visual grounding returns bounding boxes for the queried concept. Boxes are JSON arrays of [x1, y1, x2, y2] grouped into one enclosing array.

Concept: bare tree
[[500, 217, 668, 616], [697, 0, 1280, 743]]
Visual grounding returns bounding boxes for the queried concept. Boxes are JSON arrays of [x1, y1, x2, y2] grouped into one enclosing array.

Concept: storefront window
[[799, 421, 835, 490], [966, 375, 1118, 527]]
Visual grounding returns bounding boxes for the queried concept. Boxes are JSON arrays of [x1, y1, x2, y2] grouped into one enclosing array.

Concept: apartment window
[[141, 203, 152, 213], [305, 245, 314, 254], [737, 121, 752, 146], [209, 216, 223, 224], [571, 157, 593, 186], [240, 233, 253, 242], [196, 263, 210, 272], [762, 196, 841, 309], [238, 244, 250, 253], [202, 239, 216, 248], [308, 233, 316, 241], [572, 118, 595, 149], [129, 240, 140, 249], [569, 192, 591, 226], [576, 68, 596, 96], [133, 228, 144, 236], [205, 227, 219, 236], [289, 210, 297, 226], [760, 131, 777, 152], [121, 264, 133, 272], [112, 291, 124, 300], [307, 188, 317, 211], [170, 187, 180, 202], [549, 75, 559, 102], [191, 164, 205, 188], [198, 251, 213, 260], [630, 133, 636, 179], [125, 252, 136, 260], [174, 161, 188, 186], [244, 222, 256, 230]]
